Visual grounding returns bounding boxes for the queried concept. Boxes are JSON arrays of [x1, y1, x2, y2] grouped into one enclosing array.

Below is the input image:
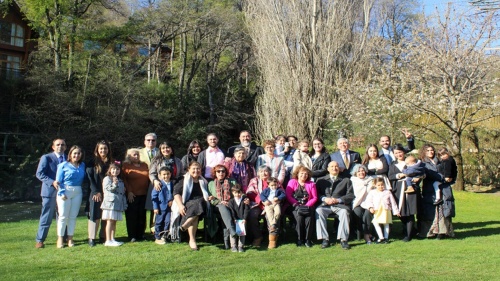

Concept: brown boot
[[268, 235, 277, 249]]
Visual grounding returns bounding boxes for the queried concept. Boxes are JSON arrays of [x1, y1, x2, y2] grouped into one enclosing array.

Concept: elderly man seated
[[315, 161, 354, 250]]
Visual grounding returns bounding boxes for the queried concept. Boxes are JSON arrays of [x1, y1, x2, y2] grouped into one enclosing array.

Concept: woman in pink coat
[[286, 165, 317, 247]]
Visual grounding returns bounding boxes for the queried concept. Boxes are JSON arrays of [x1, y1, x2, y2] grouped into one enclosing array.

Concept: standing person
[[151, 167, 174, 245], [101, 163, 127, 247], [379, 128, 415, 165], [362, 177, 400, 244], [330, 138, 361, 178], [226, 147, 256, 192], [196, 133, 226, 181], [286, 166, 318, 248], [388, 144, 420, 242], [54, 145, 86, 248], [171, 162, 213, 251], [310, 137, 330, 181], [227, 130, 264, 167], [256, 140, 286, 184], [315, 161, 354, 250], [35, 138, 67, 248], [293, 140, 312, 171], [139, 133, 159, 232], [139, 133, 159, 167], [227, 186, 250, 252], [181, 140, 203, 175], [85, 140, 114, 247], [419, 144, 455, 239], [122, 148, 150, 242], [149, 141, 183, 185], [361, 144, 389, 177]]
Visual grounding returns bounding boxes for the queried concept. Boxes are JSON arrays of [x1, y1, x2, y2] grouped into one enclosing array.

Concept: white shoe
[[104, 240, 121, 247], [112, 240, 124, 246]]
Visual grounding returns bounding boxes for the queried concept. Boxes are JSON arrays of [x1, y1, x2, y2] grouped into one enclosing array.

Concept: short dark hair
[[231, 184, 243, 194], [159, 166, 172, 174]]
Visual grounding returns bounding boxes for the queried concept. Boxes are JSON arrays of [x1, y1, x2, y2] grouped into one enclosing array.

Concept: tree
[[246, 0, 375, 140], [368, 8, 500, 191]]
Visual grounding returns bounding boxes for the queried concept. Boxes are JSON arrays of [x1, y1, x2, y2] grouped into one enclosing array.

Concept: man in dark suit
[[379, 128, 415, 165], [315, 161, 354, 250], [35, 138, 67, 248], [227, 130, 264, 167], [329, 137, 361, 178]]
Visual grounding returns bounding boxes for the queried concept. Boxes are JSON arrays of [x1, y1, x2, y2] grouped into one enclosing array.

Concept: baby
[[402, 156, 425, 193]]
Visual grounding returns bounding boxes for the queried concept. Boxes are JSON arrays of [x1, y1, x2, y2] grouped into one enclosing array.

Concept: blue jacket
[[259, 187, 286, 203], [36, 152, 66, 197], [152, 180, 174, 210]]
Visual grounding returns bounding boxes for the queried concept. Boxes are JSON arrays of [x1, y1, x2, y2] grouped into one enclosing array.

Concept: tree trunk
[[451, 132, 465, 191]]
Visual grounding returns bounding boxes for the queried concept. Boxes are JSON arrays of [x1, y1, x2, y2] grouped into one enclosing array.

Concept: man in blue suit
[[329, 138, 361, 178], [35, 138, 67, 248]]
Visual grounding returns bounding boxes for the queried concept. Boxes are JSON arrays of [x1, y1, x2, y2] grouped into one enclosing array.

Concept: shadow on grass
[[451, 221, 500, 239]]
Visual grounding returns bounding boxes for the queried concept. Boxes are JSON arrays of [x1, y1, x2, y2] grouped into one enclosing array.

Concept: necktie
[[343, 153, 349, 168], [58, 155, 64, 164], [149, 150, 153, 160]]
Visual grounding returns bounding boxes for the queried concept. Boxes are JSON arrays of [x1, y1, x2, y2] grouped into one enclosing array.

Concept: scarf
[[231, 159, 253, 188], [215, 179, 231, 202]]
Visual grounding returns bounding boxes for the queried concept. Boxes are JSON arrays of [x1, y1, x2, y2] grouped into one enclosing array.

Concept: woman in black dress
[[388, 144, 419, 242], [172, 161, 213, 250], [86, 140, 113, 246]]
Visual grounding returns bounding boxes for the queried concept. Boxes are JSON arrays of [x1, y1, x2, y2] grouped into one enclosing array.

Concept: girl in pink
[[362, 177, 400, 243]]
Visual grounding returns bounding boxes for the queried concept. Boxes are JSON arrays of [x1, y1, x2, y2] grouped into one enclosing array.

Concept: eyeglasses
[[145, 139, 156, 142], [216, 170, 226, 173]]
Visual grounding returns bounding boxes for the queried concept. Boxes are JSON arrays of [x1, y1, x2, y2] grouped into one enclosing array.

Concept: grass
[[0, 191, 499, 281]]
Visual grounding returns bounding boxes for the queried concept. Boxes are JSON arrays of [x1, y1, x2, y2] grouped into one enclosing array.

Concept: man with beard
[[379, 128, 415, 165], [227, 130, 264, 167]]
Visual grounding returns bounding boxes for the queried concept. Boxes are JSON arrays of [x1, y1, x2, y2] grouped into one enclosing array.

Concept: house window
[[0, 21, 24, 47], [0, 54, 21, 77]]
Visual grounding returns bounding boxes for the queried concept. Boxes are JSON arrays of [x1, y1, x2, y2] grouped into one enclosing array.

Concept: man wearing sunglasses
[[139, 133, 159, 168]]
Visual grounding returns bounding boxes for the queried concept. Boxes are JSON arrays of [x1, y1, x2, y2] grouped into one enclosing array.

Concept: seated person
[[315, 161, 354, 250]]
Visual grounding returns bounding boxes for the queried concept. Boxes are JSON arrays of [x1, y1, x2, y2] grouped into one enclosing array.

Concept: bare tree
[[246, 0, 375, 140], [367, 8, 500, 191]]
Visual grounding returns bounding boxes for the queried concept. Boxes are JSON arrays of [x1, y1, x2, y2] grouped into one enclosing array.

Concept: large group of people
[[34, 129, 457, 251]]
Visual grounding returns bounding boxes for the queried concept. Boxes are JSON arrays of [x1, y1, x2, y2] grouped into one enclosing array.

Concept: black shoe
[[88, 239, 96, 247], [340, 240, 350, 250], [296, 240, 304, 247], [376, 238, 387, 244], [436, 234, 444, 240], [433, 199, 443, 205], [321, 240, 330, 249], [402, 237, 411, 242], [305, 240, 313, 248]]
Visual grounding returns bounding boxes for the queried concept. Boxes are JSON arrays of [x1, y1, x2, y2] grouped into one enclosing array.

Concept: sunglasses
[[216, 170, 226, 173]]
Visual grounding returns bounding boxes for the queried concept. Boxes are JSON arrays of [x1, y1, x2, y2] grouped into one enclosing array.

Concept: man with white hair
[[329, 137, 361, 178]]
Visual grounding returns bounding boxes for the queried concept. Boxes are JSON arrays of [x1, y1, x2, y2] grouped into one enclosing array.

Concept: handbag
[[296, 205, 311, 216]]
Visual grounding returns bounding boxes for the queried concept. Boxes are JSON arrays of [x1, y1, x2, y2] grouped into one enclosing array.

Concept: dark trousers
[[353, 206, 373, 234], [125, 195, 147, 240], [400, 215, 415, 238], [154, 207, 171, 240], [293, 207, 314, 241]]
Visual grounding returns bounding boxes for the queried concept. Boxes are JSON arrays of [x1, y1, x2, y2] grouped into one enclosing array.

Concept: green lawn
[[0, 191, 499, 280]]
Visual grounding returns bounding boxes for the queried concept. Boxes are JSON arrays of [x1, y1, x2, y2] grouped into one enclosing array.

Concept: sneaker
[[112, 240, 124, 246], [155, 239, 166, 245], [238, 247, 245, 253], [104, 240, 121, 247]]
